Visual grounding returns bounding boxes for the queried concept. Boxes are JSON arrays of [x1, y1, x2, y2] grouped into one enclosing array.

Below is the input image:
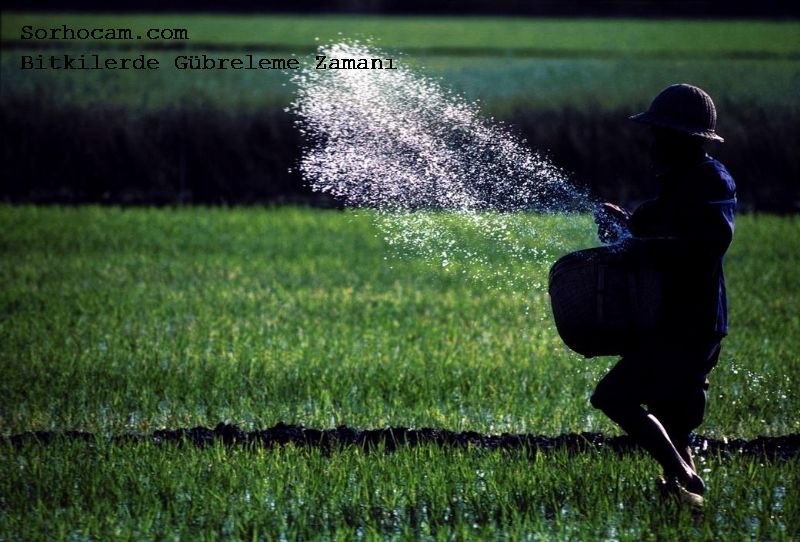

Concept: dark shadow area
[[3, 1, 799, 18], [2, 97, 797, 211], [4, 423, 799, 459]]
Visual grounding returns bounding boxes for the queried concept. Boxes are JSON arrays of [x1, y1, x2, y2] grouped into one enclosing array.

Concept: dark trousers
[[591, 335, 723, 446]]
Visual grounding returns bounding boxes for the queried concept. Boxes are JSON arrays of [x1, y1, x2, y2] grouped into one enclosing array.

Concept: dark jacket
[[625, 153, 736, 337]]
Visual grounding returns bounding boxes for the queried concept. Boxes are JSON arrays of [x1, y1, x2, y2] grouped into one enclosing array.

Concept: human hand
[[594, 202, 630, 243]]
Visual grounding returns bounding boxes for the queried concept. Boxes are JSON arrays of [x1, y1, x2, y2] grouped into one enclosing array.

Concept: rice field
[[1, 206, 798, 539], [1, 14, 798, 113], [3, 14, 798, 55], [2, 13, 797, 211], [2, 12, 799, 540]]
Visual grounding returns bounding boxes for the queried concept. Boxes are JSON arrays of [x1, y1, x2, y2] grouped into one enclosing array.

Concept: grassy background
[[2, 14, 799, 113], [3, 14, 799, 55], [3, 442, 797, 540], [1, 206, 797, 438], [3, 50, 797, 113], [1, 206, 798, 539], [1, 14, 798, 208]]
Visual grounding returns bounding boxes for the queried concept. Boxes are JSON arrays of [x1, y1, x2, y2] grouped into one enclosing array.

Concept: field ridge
[[6, 423, 800, 459]]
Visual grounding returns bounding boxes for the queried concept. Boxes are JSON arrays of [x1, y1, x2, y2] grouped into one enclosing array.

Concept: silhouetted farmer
[[591, 84, 736, 506]]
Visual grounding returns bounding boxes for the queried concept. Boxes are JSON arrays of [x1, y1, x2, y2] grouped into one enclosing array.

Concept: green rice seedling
[[1, 439, 797, 540], [0, 207, 796, 437]]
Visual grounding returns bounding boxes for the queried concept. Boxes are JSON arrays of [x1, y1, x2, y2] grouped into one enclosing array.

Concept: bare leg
[[672, 436, 697, 475], [625, 412, 702, 492], [656, 399, 703, 477], [591, 397, 704, 494], [589, 349, 715, 498]]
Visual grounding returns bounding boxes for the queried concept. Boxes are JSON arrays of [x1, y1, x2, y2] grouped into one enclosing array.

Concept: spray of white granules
[[290, 41, 599, 293]]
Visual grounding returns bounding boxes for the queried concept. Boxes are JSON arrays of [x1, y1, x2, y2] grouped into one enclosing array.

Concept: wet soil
[[4, 423, 799, 459]]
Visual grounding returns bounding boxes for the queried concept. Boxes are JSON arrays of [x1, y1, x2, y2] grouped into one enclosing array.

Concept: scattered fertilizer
[[290, 42, 597, 293]]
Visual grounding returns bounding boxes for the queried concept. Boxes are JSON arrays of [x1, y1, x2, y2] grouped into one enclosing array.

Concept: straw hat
[[630, 84, 724, 142]]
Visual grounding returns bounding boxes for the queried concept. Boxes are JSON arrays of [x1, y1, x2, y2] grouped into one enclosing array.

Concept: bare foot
[[681, 470, 705, 496], [678, 445, 697, 474], [656, 476, 705, 510]]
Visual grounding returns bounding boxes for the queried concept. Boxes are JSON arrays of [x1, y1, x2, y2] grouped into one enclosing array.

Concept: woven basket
[[548, 245, 663, 358]]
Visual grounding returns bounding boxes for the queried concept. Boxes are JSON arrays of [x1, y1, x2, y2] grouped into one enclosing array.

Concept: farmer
[[591, 84, 736, 506]]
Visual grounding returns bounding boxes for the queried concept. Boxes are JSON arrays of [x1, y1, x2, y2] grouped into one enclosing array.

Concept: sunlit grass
[[1, 206, 797, 437], [2, 439, 797, 540], [1, 15, 798, 113], [3, 14, 799, 56], [2, 50, 797, 114], [1, 206, 798, 540]]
